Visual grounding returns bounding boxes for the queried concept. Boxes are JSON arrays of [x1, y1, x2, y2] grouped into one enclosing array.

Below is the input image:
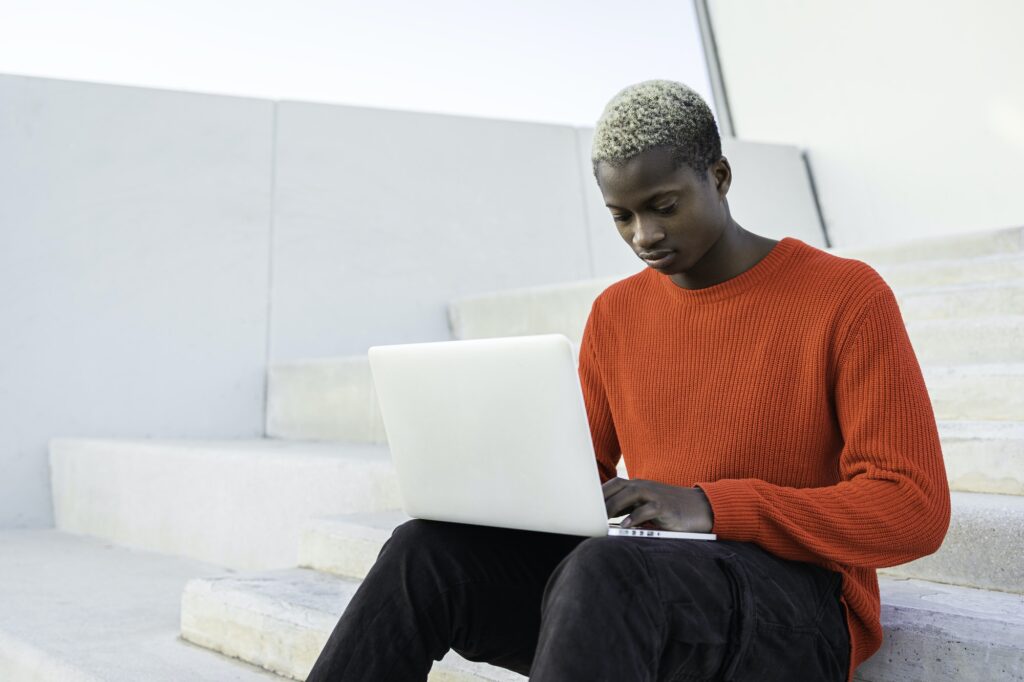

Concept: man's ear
[[713, 157, 732, 198]]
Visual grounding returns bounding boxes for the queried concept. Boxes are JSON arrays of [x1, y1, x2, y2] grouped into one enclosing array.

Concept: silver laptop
[[367, 333, 715, 540]]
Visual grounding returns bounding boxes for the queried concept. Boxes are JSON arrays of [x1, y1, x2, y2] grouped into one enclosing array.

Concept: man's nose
[[632, 217, 666, 250]]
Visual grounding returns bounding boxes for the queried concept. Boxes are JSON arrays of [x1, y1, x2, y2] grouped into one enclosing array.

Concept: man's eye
[[612, 213, 630, 222], [655, 204, 677, 215]]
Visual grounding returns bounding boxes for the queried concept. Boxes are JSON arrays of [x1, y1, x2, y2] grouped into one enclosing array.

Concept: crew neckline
[[653, 236, 801, 304]]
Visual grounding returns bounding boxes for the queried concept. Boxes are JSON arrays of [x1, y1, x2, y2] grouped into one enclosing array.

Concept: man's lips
[[640, 250, 675, 267]]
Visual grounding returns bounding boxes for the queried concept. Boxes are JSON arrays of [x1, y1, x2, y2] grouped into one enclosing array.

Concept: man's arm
[[694, 286, 951, 569], [578, 298, 622, 484]]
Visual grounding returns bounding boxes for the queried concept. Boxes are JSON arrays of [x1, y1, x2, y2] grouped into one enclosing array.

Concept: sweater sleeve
[[578, 299, 622, 484], [696, 285, 951, 569]]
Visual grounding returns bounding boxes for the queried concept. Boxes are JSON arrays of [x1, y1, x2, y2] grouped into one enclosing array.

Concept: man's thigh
[[383, 520, 584, 675], [629, 538, 849, 682]]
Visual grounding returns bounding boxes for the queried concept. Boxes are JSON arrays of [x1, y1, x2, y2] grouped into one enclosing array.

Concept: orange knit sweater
[[577, 236, 951, 681]]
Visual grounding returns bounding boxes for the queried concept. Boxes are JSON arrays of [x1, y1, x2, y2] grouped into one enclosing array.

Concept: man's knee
[[379, 518, 463, 567], [559, 536, 647, 572], [384, 518, 438, 551], [367, 519, 476, 608], [542, 537, 650, 606], [379, 519, 502, 577]]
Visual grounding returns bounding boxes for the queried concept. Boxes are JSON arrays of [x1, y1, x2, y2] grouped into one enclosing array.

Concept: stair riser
[[448, 281, 607, 344], [943, 438, 1024, 495], [909, 321, 1024, 365], [181, 584, 330, 681], [297, 530, 383, 581], [878, 257, 1024, 289], [878, 494, 1024, 593], [925, 372, 1024, 422], [266, 360, 386, 443], [50, 441, 401, 570], [897, 285, 1024, 320], [301, 533, 388, 581], [831, 226, 1023, 266]]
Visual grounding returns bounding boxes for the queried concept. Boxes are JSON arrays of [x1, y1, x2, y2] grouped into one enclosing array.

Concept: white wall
[[707, 0, 1024, 247], [0, 73, 825, 527], [269, 102, 592, 360], [0, 74, 274, 527]]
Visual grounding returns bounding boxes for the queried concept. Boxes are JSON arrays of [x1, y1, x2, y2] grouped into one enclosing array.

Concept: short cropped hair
[[591, 79, 722, 184]]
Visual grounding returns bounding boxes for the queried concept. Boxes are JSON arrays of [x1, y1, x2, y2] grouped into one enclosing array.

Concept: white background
[[0, 0, 715, 125]]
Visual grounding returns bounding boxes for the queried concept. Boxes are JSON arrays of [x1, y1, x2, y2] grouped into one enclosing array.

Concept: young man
[[307, 80, 950, 682]]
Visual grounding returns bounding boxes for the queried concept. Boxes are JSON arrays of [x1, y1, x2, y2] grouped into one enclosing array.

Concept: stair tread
[[877, 576, 1024, 629], [0, 528, 285, 681]]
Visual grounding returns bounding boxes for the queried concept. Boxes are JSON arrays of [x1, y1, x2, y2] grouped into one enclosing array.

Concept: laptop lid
[[367, 333, 609, 537]]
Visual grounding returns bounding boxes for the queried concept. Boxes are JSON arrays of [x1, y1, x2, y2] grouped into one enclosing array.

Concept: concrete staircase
[[6, 226, 1022, 681]]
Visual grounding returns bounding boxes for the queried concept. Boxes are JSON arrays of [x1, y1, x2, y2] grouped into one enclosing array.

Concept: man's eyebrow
[[605, 190, 679, 209]]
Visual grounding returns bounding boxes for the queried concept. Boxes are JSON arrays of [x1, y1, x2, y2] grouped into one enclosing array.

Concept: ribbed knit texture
[[578, 236, 951, 681]]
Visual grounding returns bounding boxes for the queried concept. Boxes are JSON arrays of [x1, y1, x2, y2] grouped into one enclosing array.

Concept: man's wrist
[[694, 485, 715, 531]]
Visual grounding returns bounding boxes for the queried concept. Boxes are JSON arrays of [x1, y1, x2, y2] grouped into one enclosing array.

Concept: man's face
[[596, 145, 728, 274]]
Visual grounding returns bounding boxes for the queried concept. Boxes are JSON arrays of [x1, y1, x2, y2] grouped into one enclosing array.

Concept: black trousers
[[306, 519, 850, 681]]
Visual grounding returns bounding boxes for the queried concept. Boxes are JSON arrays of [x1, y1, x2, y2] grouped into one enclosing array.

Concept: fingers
[[601, 476, 626, 496], [622, 502, 660, 528], [604, 479, 645, 517], [602, 477, 628, 516]]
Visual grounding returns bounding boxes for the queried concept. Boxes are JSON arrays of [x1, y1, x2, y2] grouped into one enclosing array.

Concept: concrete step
[[447, 277, 612, 346], [875, 252, 1024, 289], [50, 438, 401, 570], [924, 363, 1024, 422], [879, 491, 1024, 593], [907, 316, 1024, 365], [829, 225, 1022, 266], [266, 357, 387, 444], [853, 577, 1024, 682], [0, 528, 285, 681], [939, 421, 1024, 495], [180, 568, 526, 681], [298, 509, 411, 580], [896, 279, 1024, 320], [180, 563, 1024, 682]]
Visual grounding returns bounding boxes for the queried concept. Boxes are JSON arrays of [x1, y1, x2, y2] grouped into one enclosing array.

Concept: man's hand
[[603, 477, 714, 533]]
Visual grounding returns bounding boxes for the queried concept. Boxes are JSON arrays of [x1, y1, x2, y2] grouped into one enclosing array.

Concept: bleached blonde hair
[[591, 79, 722, 183]]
